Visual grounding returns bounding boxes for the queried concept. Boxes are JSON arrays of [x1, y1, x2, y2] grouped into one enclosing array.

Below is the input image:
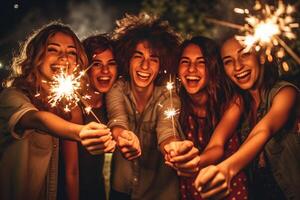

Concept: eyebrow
[[48, 42, 76, 49], [133, 50, 159, 58], [180, 56, 205, 60], [222, 47, 245, 60]]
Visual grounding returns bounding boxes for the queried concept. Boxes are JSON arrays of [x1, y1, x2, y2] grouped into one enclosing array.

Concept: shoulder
[[0, 87, 31, 105]]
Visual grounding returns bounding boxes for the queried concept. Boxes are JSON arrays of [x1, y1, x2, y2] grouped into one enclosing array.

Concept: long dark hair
[[112, 12, 182, 85], [178, 36, 235, 148]]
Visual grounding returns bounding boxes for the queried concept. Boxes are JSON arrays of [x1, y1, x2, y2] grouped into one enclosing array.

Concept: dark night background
[[0, 0, 299, 86]]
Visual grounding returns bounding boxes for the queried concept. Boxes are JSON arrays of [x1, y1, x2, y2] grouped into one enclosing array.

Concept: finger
[[170, 147, 199, 163], [82, 135, 112, 147], [194, 166, 217, 191], [202, 172, 227, 192], [119, 130, 133, 141], [104, 141, 116, 153], [174, 155, 200, 170], [200, 180, 228, 199], [126, 151, 141, 160], [177, 140, 194, 155], [165, 161, 176, 169], [86, 121, 107, 129], [80, 129, 111, 140], [117, 136, 134, 147]]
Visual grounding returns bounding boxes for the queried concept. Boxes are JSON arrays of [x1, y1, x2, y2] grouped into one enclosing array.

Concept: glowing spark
[[48, 70, 83, 111], [166, 81, 174, 91], [235, 1, 299, 63], [164, 108, 179, 119], [85, 106, 92, 114]]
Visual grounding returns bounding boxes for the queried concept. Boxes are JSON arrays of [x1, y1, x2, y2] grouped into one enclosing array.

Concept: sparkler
[[44, 62, 102, 123], [164, 75, 179, 136], [206, 0, 300, 68]]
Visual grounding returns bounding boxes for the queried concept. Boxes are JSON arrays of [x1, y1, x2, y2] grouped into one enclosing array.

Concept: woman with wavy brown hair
[[0, 22, 113, 200]]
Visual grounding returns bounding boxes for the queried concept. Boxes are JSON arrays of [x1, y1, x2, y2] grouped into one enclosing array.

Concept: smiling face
[[129, 41, 160, 91], [39, 32, 78, 81], [221, 38, 260, 91], [178, 44, 207, 94], [89, 49, 117, 93]]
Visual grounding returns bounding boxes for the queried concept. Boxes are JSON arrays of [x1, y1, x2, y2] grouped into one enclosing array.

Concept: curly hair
[[178, 36, 236, 148], [112, 12, 182, 85], [82, 34, 116, 65], [3, 21, 88, 117]]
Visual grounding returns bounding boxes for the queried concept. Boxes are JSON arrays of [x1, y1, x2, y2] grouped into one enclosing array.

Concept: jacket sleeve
[[156, 89, 183, 144], [106, 80, 129, 130]]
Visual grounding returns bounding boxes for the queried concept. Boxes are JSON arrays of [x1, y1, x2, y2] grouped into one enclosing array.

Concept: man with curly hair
[[106, 13, 200, 200]]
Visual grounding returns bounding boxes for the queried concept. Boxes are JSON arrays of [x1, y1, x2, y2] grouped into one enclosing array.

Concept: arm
[[16, 110, 82, 141], [62, 107, 82, 200], [166, 97, 243, 177], [195, 86, 298, 199], [106, 81, 141, 160], [199, 97, 243, 168]]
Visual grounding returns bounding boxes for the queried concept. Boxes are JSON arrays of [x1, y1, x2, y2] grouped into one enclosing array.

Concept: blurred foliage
[[141, 0, 299, 83]]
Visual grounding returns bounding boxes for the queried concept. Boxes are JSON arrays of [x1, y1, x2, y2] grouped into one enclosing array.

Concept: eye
[[240, 51, 251, 59], [223, 59, 233, 66], [179, 59, 189, 65], [47, 47, 58, 53], [150, 57, 159, 63], [108, 60, 117, 67], [92, 62, 103, 68], [67, 51, 77, 57], [196, 60, 205, 66]]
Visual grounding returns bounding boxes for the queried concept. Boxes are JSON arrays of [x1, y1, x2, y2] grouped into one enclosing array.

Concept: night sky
[[0, 0, 141, 72]]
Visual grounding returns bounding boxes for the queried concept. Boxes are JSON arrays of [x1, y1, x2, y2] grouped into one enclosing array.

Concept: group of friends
[[0, 12, 299, 200]]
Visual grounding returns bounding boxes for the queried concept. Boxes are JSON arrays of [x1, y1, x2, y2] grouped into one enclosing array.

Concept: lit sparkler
[[206, 0, 300, 68], [45, 62, 102, 123], [164, 75, 179, 136]]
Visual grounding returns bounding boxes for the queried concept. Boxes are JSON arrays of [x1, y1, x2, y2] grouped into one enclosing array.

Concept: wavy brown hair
[[112, 12, 182, 85], [4, 21, 88, 116], [178, 36, 236, 148]]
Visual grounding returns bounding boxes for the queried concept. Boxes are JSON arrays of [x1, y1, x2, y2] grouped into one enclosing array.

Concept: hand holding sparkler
[[164, 140, 200, 177], [80, 122, 116, 155], [115, 129, 142, 161]]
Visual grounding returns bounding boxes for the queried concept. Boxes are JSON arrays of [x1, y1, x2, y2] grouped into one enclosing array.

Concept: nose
[[58, 52, 69, 62], [101, 64, 109, 74], [234, 58, 244, 71], [188, 62, 197, 73], [141, 58, 150, 70]]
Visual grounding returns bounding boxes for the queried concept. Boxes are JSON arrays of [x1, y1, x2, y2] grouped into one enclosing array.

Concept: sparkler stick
[[164, 75, 179, 136]]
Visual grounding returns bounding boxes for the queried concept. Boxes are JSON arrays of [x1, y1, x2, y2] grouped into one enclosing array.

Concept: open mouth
[[185, 75, 201, 85], [136, 71, 151, 80], [50, 64, 68, 74], [235, 70, 251, 80], [96, 76, 112, 86]]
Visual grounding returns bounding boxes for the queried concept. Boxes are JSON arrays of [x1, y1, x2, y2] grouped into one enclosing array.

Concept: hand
[[194, 164, 231, 200], [164, 140, 200, 177], [117, 130, 141, 161], [80, 122, 116, 155]]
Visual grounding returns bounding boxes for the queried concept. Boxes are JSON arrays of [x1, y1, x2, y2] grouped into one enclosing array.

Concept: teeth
[[98, 76, 110, 81], [236, 70, 250, 78], [51, 65, 67, 71], [137, 71, 150, 78], [186, 75, 200, 81]]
